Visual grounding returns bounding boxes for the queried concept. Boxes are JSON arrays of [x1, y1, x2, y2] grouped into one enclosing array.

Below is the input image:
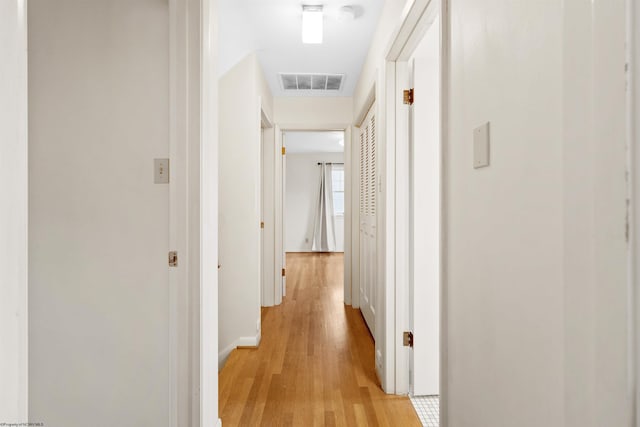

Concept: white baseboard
[[217, 418, 222, 427], [218, 332, 262, 371], [218, 341, 237, 371]]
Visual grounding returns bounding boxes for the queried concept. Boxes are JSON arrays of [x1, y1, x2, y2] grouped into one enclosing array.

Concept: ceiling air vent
[[280, 73, 344, 92]]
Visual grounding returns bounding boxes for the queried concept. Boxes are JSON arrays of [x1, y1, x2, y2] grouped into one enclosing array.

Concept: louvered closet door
[[359, 104, 376, 335]]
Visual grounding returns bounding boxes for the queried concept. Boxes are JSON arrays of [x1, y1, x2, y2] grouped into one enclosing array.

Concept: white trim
[[200, 0, 219, 425], [439, 2, 450, 424], [275, 125, 284, 304], [355, 85, 376, 128], [382, 0, 450, 418], [261, 103, 277, 308], [344, 126, 353, 305], [629, 0, 639, 423], [169, 0, 200, 425], [218, 342, 237, 371], [380, 60, 395, 392], [261, 104, 274, 128], [218, 333, 262, 371], [350, 125, 361, 309], [276, 123, 350, 131], [391, 0, 442, 397], [276, 124, 353, 307], [394, 59, 410, 395], [3, 0, 29, 420]]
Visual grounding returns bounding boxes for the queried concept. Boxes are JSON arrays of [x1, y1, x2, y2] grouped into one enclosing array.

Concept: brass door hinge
[[403, 331, 414, 348], [282, 268, 286, 277], [168, 251, 178, 267], [260, 221, 265, 229], [282, 147, 286, 155], [403, 88, 414, 105]]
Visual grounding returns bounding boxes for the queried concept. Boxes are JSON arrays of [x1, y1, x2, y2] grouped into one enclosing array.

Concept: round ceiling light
[[338, 5, 356, 22]]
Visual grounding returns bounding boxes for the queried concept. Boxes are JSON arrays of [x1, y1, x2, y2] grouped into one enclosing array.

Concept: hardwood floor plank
[[219, 253, 421, 426]]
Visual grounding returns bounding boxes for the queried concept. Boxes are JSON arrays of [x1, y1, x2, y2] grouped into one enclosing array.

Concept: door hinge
[[403, 88, 414, 105], [168, 251, 178, 267], [282, 268, 286, 277], [403, 331, 414, 348], [282, 146, 286, 155], [260, 221, 265, 229]]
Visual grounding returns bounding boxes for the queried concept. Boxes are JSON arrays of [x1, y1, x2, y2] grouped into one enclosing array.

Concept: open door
[[261, 109, 275, 306], [408, 15, 441, 396], [282, 133, 287, 297]]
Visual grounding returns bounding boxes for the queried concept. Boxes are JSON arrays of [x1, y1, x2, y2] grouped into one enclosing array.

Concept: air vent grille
[[280, 73, 344, 91]]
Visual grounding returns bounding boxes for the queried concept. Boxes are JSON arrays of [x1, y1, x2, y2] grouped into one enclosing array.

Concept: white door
[[408, 16, 441, 396], [359, 105, 377, 334], [282, 136, 287, 297], [28, 1, 173, 424], [260, 126, 265, 305]]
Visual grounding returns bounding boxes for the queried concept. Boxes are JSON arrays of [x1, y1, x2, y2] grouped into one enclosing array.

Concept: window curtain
[[312, 162, 336, 252]]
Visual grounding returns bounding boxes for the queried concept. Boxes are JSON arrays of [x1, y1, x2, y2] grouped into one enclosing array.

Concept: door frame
[[260, 104, 276, 306], [403, 13, 442, 397], [171, 0, 219, 425], [276, 125, 354, 306], [383, 0, 450, 417], [629, 2, 634, 425]]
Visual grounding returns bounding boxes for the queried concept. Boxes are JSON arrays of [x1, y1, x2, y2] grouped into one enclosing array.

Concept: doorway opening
[[389, 1, 445, 425], [282, 130, 347, 295]]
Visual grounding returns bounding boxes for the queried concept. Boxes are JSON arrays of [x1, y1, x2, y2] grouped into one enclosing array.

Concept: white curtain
[[311, 162, 336, 252]]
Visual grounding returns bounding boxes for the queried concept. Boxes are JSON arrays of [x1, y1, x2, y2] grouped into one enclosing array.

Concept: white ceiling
[[218, 0, 385, 97], [285, 131, 345, 153]]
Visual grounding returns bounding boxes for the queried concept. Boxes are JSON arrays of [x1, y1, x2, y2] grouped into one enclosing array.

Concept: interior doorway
[[282, 130, 347, 264], [407, 13, 441, 398], [390, 1, 446, 425]]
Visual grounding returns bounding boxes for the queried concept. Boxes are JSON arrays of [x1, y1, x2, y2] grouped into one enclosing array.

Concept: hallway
[[219, 253, 421, 426]]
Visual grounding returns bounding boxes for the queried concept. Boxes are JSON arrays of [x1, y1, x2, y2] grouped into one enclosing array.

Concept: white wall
[[286, 153, 345, 252], [218, 0, 255, 77], [274, 97, 353, 127], [446, 1, 629, 426], [0, 0, 28, 422], [351, 0, 631, 422], [28, 1, 171, 425], [219, 53, 273, 367], [353, 0, 407, 117]]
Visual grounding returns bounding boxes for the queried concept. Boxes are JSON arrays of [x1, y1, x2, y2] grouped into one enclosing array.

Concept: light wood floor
[[219, 252, 421, 426]]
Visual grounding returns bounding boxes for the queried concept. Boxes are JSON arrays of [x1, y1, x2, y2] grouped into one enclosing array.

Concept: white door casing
[[261, 124, 265, 306], [408, 15, 441, 396], [385, 0, 448, 407], [282, 135, 287, 297], [261, 108, 275, 307]]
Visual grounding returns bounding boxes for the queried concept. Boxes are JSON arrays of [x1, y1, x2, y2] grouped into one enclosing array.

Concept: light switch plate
[[154, 158, 170, 184], [473, 122, 490, 169]]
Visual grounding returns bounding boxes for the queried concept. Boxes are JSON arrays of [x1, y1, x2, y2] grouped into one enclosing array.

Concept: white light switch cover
[[473, 122, 490, 169], [154, 158, 170, 184]]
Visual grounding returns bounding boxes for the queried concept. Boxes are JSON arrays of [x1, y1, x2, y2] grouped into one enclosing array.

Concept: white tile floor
[[410, 395, 439, 427]]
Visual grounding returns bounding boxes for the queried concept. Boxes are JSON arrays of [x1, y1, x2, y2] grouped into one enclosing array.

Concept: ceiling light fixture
[[302, 5, 323, 44], [338, 5, 356, 22]]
